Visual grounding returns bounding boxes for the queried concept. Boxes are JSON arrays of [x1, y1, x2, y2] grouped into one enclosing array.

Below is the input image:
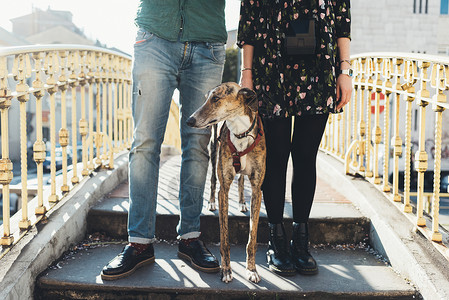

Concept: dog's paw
[[208, 202, 217, 211], [221, 268, 233, 283], [246, 268, 261, 283], [239, 203, 248, 213]]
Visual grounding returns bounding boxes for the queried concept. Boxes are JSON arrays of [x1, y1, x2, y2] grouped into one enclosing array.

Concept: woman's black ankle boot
[[267, 223, 296, 276], [290, 222, 318, 275]]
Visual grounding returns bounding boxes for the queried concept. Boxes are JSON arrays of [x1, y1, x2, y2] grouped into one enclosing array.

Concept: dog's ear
[[237, 88, 258, 112]]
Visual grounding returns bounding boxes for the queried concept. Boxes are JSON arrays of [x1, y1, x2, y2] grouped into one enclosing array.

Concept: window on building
[[442, 0, 449, 14], [414, 0, 429, 13]]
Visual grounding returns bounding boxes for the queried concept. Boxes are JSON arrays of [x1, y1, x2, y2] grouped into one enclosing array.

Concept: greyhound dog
[[187, 82, 266, 283]]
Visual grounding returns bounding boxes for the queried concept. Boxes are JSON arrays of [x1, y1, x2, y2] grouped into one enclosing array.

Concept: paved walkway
[[107, 152, 449, 231], [108, 155, 352, 219]]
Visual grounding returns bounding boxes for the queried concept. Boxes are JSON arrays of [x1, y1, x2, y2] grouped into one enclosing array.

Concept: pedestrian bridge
[[0, 45, 448, 299]]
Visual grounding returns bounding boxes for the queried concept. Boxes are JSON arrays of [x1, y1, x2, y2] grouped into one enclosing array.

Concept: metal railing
[[321, 52, 449, 258], [0, 45, 133, 252]]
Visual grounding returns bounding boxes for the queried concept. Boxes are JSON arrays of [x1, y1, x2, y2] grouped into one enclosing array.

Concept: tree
[[222, 48, 239, 83]]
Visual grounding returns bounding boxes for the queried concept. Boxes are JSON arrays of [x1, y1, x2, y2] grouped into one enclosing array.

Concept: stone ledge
[[0, 153, 129, 300], [317, 152, 449, 300]]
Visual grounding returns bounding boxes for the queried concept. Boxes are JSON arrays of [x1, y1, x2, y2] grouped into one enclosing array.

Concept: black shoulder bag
[[285, 18, 316, 55]]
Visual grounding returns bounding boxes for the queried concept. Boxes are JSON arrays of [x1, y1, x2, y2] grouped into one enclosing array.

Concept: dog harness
[[225, 115, 264, 173]]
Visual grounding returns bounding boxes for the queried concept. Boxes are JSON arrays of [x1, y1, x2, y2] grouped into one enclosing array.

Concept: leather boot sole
[[268, 263, 296, 277], [295, 265, 318, 275], [100, 256, 155, 281], [177, 251, 220, 273]]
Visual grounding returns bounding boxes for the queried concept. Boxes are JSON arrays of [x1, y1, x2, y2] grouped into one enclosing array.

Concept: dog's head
[[186, 82, 258, 128]]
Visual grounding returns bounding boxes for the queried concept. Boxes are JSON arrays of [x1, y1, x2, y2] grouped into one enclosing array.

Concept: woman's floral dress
[[238, 0, 351, 118]]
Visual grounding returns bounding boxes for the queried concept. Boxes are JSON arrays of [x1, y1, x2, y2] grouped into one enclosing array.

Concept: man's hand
[[336, 73, 352, 111]]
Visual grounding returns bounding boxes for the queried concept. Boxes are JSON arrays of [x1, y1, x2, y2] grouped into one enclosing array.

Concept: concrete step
[[35, 242, 418, 300], [88, 196, 370, 245], [35, 154, 418, 299], [88, 156, 369, 245]]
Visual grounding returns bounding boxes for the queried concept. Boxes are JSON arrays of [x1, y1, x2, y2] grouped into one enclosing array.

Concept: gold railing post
[[401, 60, 417, 213], [324, 118, 329, 150], [330, 114, 334, 154], [327, 116, 332, 152], [382, 58, 393, 193], [69, 51, 79, 184], [94, 52, 102, 166], [112, 58, 119, 153], [87, 53, 95, 170], [415, 61, 430, 227], [346, 72, 354, 167], [350, 62, 357, 165], [16, 53, 32, 230], [47, 51, 60, 203], [0, 56, 14, 246], [392, 58, 404, 202], [372, 58, 383, 184], [32, 52, 47, 215], [79, 51, 89, 176], [101, 53, 108, 162], [101, 53, 114, 169], [0, 101, 14, 246], [365, 58, 374, 178], [429, 63, 446, 242], [337, 113, 342, 157], [357, 58, 366, 173], [108, 55, 114, 155], [113, 57, 119, 152], [117, 58, 124, 151], [58, 50, 69, 193]]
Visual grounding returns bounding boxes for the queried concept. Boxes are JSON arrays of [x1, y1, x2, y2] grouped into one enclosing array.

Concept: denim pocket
[[209, 43, 226, 65], [134, 28, 154, 46]]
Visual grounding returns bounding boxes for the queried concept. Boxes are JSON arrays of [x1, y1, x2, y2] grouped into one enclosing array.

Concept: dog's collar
[[233, 115, 257, 139], [226, 115, 264, 173]]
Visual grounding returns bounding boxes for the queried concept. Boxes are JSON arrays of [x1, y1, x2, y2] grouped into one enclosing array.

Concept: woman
[[238, 0, 352, 276]]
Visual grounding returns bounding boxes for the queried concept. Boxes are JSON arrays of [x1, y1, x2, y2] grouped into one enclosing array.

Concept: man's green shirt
[[135, 0, 227, 43]]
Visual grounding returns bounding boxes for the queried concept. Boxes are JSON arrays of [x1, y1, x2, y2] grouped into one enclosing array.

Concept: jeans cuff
[[178, 231, 201, 240], [129, 236, 157, 244]]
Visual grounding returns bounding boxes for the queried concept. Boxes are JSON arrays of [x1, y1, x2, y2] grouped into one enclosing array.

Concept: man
[[101, 0, 227, 280]]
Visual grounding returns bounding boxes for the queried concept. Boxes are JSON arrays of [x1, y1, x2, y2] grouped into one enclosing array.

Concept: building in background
[[226, 1, 449, 55], [351, 0, 449, 55], [11, 8, 78, 37], [1, 7, 101, 163], [0, 27, 28, 47]]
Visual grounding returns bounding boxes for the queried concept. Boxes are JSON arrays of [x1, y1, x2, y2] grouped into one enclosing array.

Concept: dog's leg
[[238, 175, 248, 212], [209, 124, 218, 211], [218, 180, 233, 283], [246, 176, 263, 283]]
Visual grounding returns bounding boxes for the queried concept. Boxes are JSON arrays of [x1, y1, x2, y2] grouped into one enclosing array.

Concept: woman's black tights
[[261, 114, 329, 224]]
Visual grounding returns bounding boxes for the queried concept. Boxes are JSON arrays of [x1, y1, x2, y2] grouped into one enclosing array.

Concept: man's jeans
[[128, 28, 225, 244]]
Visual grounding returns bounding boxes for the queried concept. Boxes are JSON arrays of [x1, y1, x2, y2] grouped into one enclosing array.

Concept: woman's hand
[[240, 70, 254, 90], [336, 73, 352, 111]]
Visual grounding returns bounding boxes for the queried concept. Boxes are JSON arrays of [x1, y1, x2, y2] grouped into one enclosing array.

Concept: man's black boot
[[101, 244, 155, 280], [290, 222, 318, 275], [266, 223, 296, 276], [178, 238, 220, 273]]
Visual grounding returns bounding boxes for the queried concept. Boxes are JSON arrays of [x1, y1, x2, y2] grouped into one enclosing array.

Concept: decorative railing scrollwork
[[0, 45, 133, 251], [321, 52, 449, 258]]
